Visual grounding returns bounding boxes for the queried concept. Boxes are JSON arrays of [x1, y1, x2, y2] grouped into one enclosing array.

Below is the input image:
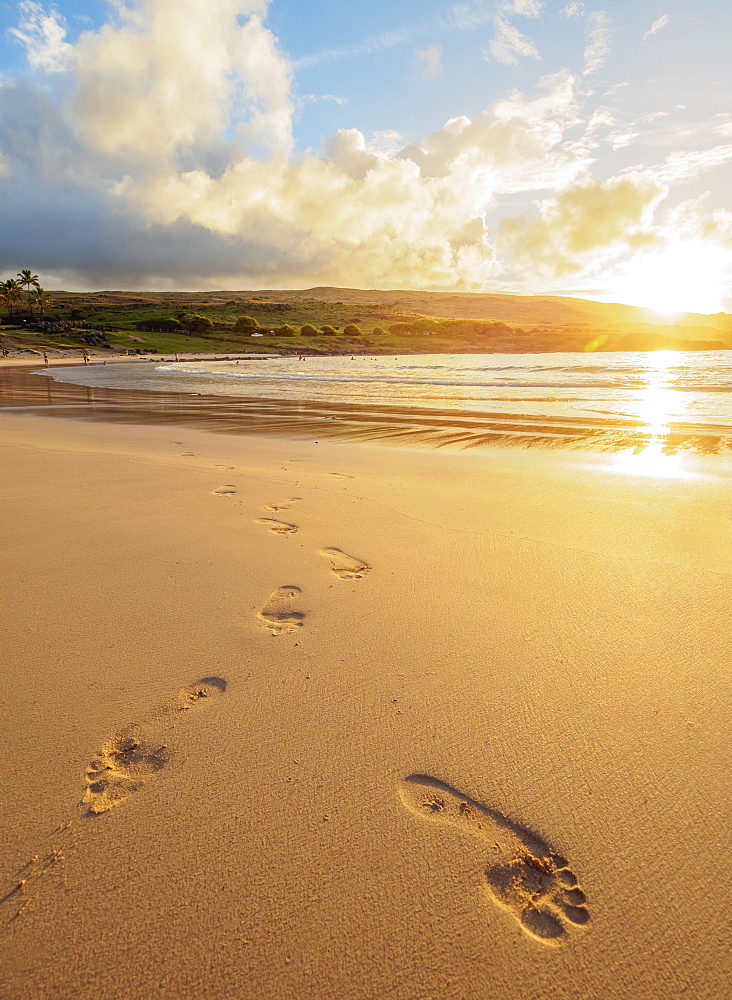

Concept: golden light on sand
[[613, 350, 690, 477], [608, 240, 728, 315]]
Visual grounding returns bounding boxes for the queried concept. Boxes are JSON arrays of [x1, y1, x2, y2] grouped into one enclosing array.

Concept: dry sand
[[0, 402, 730, 999]]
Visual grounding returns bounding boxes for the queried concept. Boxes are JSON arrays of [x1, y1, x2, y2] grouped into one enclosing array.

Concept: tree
[[321, 325, 336, 335], [276, 324, 296, 337], [187, 314, 213, 334], [1, 279, 22, 317], [234, 315, 260, 332], [343, 324, 360, 336], [17, 269, 39, 317], [300, 324, 317, 336], [33, 287, 51, 318]]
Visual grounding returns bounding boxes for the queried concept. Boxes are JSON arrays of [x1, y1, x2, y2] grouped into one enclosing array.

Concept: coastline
[[1, 374, 730, 999]]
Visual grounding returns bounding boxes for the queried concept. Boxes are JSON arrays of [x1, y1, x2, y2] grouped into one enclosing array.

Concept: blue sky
[[0, 0, 730, 311]]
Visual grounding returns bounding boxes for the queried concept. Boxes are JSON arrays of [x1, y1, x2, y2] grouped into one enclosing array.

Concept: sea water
[[35, 351, 732, 457]]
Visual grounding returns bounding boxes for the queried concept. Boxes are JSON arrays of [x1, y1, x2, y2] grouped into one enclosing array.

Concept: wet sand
[[0, 366, 730, 999]]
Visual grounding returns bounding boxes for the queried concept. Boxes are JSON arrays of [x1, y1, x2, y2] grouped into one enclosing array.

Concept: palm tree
[[17, 269, 39, 317], [1, 279, 22, 317], [33, 286, 50, 318]]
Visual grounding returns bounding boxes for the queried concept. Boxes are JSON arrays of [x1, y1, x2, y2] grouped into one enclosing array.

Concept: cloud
[[644, 14, 669, 40], [560, 1, 584, 16], [506, 0, 543, 16], [293, 27, 412, 70], [0, 29, 592, 291], [487, 13, 541, 65], [303, 93, 348, 106], [8, 1, 73, 72], [583, 10, 611, 75], [68, 0, 293, 164], [647, 144, 732, 185], [498, 173, 664, 276], [446, 2, 493, 30], [417, 44, 442, 79]]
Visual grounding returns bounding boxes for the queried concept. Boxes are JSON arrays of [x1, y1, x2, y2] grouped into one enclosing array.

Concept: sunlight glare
[[608, 241, 728, 315], [612, 350, 693, 478]]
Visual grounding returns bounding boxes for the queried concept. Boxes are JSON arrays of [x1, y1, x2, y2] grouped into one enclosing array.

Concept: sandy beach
[[1, 370, 730, 999]]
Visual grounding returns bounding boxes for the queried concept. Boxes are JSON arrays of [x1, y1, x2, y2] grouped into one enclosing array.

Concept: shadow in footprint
[[319, 547, 370, 580], [264, 498, 301, 512], [83, 678, 227, 816], [258, 586, 306, 634], [255, 517, 298, 535], [399, 774, 590, 946], [214, 485, 237, 495]]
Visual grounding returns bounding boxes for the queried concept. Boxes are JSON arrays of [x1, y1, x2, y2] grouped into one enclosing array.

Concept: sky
[[0, 0, 730, 312]]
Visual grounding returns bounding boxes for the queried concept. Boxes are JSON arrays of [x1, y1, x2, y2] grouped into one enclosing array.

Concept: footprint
[[214, 485, 237, 495], [215, 465, 234, 471], [319, 547, 370, 580], [398, 775, 589, 946], [255, 518, 298, 535], [83, 678, 227, 815], [264, 498, 301, 512], [327, 472, 353, 480], [258, 586, 305, 634]]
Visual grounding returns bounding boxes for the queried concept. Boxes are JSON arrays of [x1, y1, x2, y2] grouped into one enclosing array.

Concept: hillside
[[2, 287, 731, 357]]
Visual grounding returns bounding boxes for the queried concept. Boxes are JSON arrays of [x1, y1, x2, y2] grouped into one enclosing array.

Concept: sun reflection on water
[[612, 351, 693, 478]]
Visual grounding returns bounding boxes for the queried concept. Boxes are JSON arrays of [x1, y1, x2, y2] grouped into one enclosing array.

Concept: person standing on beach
[[43, 352, 48, 366], [83, 353, 90, 365]]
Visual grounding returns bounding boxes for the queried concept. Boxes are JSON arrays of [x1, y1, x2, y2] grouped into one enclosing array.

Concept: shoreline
[[3, 356, 732, 460]]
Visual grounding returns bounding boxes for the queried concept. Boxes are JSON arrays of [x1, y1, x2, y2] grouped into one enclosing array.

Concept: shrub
[[300, 323, 317, 336], [136, 317, 182, 332], [388, 318, 440, 336], [343, 324, 360, 336], [276, 324, 296, 337], [187, 314, 213, 334], [321, 325, 337, 335], [234, 315, 260, 332], [373, 327, 384, 335]]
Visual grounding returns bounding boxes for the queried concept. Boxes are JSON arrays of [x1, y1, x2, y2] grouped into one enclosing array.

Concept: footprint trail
[[255, 517, 298, 535], [264, 498, 301, 512], [319, 547, 370, 580], [258, 586, 306, 634], [83, 678, 227, 815], [399, 774, 590, 946]]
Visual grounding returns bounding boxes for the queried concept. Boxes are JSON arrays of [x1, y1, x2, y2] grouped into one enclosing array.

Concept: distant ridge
[[49, 286, 731, 335]]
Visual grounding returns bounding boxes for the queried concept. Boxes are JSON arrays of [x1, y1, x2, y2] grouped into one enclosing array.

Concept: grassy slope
[[2, 288, 731, 356]]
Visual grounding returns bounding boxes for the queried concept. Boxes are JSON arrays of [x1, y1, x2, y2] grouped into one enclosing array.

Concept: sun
[[606, 240, 730, 315]]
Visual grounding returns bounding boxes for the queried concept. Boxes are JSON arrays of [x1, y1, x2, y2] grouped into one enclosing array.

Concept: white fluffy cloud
[[71, 0, 293, 163]]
